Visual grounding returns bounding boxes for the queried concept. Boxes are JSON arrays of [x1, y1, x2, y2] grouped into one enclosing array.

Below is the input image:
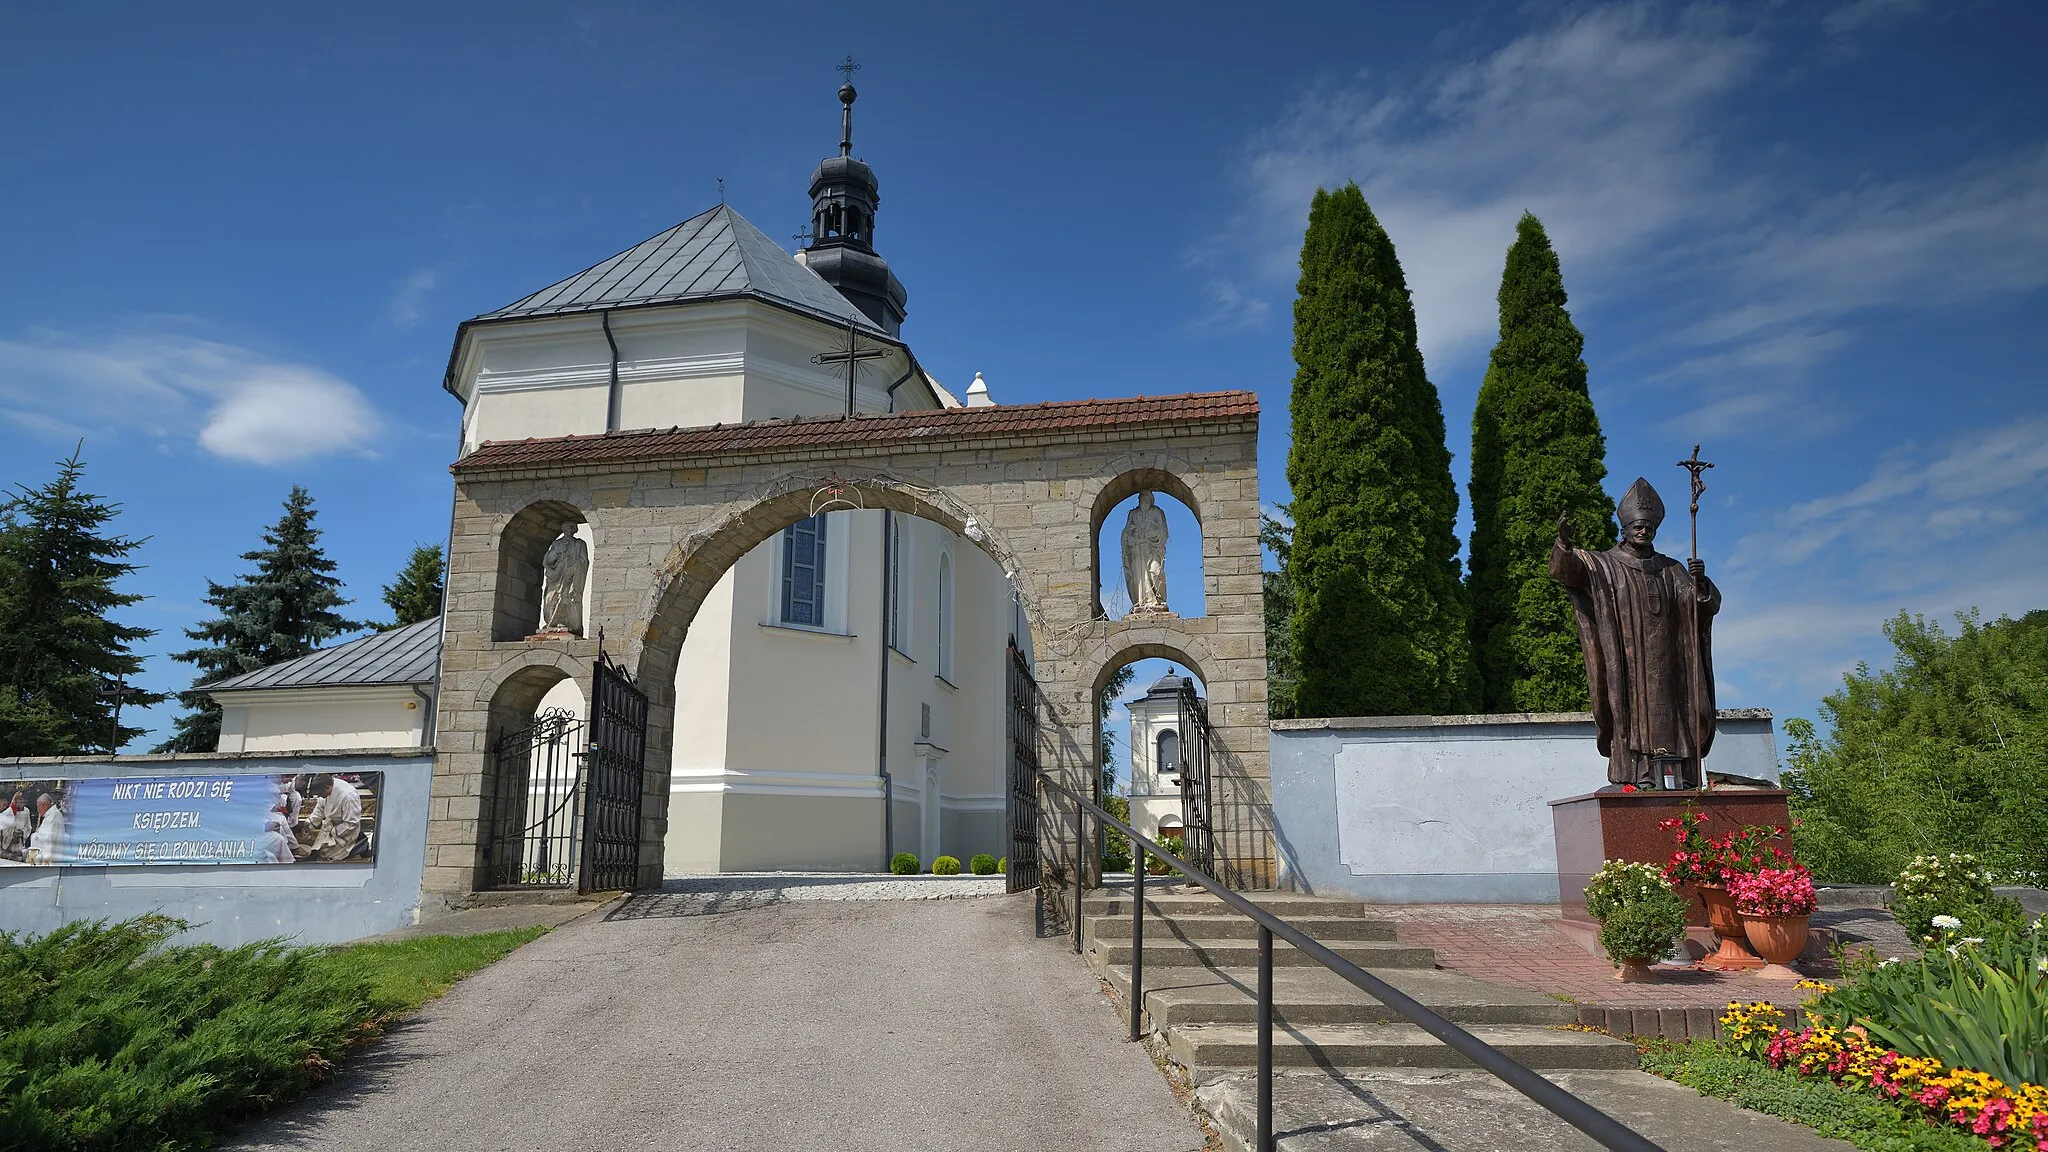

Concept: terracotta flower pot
[[1613, 959, 1658, 983], [1741, 913, 1810, 980], [1699, 885, 1764, 970]]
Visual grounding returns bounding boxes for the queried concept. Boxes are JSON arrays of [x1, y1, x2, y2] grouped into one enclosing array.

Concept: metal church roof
[[206, 618, 442, 694], [473, 203, 886, 334]]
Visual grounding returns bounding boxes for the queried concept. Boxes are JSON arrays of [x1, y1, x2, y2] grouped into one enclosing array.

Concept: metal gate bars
[[1004, 643, 1041, 896], [483, 650, 649, 893], [582, 650, 649, 892]]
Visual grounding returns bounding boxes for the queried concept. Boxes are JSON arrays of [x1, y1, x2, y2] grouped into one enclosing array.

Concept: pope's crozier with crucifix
[[1550, 461, 1721, 791]]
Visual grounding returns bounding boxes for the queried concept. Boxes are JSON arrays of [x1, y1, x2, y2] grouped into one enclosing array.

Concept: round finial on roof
[[839, 82, 857, 106]]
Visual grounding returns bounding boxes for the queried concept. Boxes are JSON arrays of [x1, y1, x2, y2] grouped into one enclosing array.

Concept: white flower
[[1881, 957, 1900, 967], [1947, 945, 1961, 958], [1960, 936, 1985, 947], [1931, 914, 1963, 930], [2037, 957, 2047, 976]]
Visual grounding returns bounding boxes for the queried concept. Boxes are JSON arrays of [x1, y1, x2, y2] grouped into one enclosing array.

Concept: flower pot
[[1741, 913, 1810, 980], [1699, 885, 1764, 970], [1613, 958, 1658, 983]]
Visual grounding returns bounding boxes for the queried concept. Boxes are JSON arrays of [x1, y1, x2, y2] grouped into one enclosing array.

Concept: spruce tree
[[158, 486, 364, 752], [1286, 184, 1472, 716], [379, 543, 444, 628], [1466, 214, 1617, 712], [0, 446, 163, 755]]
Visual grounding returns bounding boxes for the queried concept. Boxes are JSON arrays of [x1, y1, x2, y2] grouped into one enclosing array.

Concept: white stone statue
[[1121, 491, 1169, 614], [538, 525, 588, 637]]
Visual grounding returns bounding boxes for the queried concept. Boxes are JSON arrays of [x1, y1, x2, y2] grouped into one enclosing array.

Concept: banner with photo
[[0, 771, 382, 867]]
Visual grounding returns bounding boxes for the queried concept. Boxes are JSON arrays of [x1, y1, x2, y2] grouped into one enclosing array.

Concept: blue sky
[[1, 2, 2042, 757]]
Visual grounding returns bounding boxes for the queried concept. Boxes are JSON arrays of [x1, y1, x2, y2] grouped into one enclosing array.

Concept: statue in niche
[[1121, 491, 1170, 615], [1550, 477, 1719, 790], [537, 523, 588, 638]]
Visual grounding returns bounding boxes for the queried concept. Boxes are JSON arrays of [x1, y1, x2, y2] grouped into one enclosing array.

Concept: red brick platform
[[1372, 903, 1857, 1040]]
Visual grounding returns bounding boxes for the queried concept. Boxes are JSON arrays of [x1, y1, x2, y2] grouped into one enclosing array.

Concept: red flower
[[1622, 784, 1638, 793]]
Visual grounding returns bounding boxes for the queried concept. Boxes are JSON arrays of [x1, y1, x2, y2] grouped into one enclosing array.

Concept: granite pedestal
[[1550, 789, 1792, 925]]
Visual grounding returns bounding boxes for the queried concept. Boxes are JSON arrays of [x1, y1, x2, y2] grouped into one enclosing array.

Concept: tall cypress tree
[[379, 543, 445, 629], [158, 486, 364, 752], [0, 446, 163, 755], [1467, 213, 1616, 712], [1286, 184, 1472, 716]]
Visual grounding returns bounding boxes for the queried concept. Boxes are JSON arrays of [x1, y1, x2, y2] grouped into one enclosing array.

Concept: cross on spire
[[836, 55, 861, 156]]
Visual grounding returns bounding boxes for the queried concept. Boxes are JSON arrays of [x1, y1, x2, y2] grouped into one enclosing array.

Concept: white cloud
[[1233, 5, 1758, 365], [1823, 0, 1927, 37], [390, 268, 438, 329], [0, 326, 382, 465], [1715, 418, 2048, 703], [1225, 3, 2048, 416]]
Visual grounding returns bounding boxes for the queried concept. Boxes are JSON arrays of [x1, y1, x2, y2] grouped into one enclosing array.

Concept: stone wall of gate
[[424, 396, 1267, 897]]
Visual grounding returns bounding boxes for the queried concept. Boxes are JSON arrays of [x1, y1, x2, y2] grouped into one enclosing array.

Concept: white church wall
[[214, 685, 430, 754], [1270, 710, 1780, 903]]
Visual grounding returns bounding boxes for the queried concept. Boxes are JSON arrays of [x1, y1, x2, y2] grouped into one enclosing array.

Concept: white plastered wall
[[214, 685, 431, 753]]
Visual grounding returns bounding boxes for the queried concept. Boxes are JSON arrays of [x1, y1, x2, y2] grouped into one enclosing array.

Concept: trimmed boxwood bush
[[1599, 886, 1689, 965], [969, 853, 998, 875], [890, 852, 919, 875], [997, 856, 1006, 874], [933, 855, 961, 875]]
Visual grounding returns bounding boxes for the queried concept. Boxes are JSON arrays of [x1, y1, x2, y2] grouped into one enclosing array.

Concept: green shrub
[[1813, 915, 2048, 1088], [1887, 852, 2023, 940], [997, 856, 1006, 873], [1642, 1040, 1987, 1151], [1598, 887, 1688, 965], [890, 852, 919, 875], [1583, 859, 1670, 921], [1102, 795, 1132, 874], [969, 853, 998, 875], [932, 855, 961, 875], [0, 916, 377, 1150]]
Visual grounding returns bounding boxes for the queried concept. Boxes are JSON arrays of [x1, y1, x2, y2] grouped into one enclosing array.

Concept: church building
[[209, 79, 1029, 874]]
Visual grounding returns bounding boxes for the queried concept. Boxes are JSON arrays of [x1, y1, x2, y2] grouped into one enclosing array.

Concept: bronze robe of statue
[[1550, 479, 1720, 788]]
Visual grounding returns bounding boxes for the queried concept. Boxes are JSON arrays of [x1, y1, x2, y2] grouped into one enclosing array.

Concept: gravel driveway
[[226, 887, 1206, 1152]]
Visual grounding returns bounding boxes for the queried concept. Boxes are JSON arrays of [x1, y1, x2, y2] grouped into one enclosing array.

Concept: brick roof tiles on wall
[[452, 391, 1259, 474]]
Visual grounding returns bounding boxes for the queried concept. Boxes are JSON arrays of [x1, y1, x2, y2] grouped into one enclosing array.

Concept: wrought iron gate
[[484, 652, 648, 892], [1004, 643, 1041, 895], [1177, 679, 1217, 878], [484, 708, 585, 888], [581, 650, 648, 893]]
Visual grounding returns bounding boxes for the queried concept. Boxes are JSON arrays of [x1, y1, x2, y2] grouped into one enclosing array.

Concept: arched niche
[[1092, 646, 1208, 842], [492, 500, 590, 642], [1089, 468, 1204, 620]]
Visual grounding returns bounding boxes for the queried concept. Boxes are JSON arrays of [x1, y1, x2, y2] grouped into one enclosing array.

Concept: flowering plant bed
[[1730, 865, 1820, 918]]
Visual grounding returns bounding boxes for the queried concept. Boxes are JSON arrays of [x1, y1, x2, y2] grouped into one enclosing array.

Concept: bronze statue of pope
[[1550, 477, 1720, 790]]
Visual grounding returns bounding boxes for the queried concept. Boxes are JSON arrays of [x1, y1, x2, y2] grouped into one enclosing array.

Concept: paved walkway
[[229, 889, 1205, 1152], [1377, 903, 1911, 1009]]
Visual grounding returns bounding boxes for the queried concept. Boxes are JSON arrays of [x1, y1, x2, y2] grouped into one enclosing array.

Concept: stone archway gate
[[423, 391, 1268, 900]]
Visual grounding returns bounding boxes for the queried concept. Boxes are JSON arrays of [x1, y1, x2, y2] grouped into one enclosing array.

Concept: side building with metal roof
[[206, 618, 442, 754]]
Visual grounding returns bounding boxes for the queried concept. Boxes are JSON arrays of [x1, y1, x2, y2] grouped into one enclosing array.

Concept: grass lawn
[[0, 916, 545, 1152], [313, 927, 548, 1015], [1641, 1039, 1994, 1152]]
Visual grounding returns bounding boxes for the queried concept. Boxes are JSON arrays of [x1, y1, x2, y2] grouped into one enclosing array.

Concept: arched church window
[[1157, 729, 1181, 779], [781, 514, 827, 627], [936, 551, 954, 681]]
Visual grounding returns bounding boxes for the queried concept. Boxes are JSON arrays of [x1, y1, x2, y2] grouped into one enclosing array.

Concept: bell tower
[[801, 62, 909, 335]]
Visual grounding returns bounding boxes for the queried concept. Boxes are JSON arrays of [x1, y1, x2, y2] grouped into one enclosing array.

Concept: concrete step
[[1103, 965, 1579, 1030], [1083, 890, 1376, 919], [1166, 1023, 1640, 1084], [1084, 913, 1399, 942], [1088, 937, 1437, 970]]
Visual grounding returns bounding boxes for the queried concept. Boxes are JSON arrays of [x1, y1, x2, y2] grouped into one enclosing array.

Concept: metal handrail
[[1038, 771, 1665, 1152]]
